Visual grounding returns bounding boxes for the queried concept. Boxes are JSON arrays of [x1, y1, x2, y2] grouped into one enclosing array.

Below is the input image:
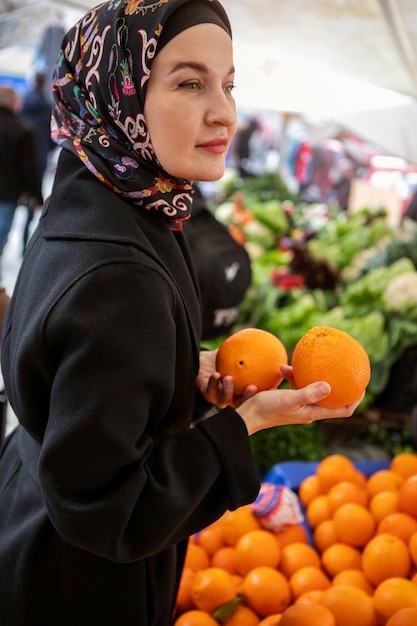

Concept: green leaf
[[211, 595, 243, 622]]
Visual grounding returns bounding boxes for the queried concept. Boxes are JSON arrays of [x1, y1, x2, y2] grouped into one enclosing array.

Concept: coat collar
[[42, 150, 202, 361]]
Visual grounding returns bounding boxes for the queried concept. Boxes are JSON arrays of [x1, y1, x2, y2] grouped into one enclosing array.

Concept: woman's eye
[[225, 83, 236, 95], [179, 81, 200, 90]]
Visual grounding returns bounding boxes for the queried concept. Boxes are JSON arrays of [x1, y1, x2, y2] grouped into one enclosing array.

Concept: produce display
[[208, 173, 417, 411], [173, 453, 417, 626], [202, 173, 417, 468]]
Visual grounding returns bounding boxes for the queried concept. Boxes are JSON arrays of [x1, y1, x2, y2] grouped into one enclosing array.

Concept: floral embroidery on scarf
[[120, 60, 136, 95]]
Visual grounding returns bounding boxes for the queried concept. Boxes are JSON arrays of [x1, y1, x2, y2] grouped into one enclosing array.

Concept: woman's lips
[[197, 138, 228, 154]]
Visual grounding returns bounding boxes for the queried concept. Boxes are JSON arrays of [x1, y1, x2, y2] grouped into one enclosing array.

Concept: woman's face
[[144, 23, 237, 181]]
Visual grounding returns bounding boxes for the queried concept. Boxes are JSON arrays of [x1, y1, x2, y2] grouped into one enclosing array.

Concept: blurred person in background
[[405, 189, 417, 221], [231, 115, 261, 177], [0, 85, 43, 272], [21, 71, 54, 251], [328, 157, 356, 210]]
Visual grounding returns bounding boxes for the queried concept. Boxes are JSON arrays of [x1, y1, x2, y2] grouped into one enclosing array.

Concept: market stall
[[202, 171, 417, 469]]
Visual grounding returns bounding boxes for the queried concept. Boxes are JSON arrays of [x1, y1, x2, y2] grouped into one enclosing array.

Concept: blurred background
[[1, 0, 417, 209]]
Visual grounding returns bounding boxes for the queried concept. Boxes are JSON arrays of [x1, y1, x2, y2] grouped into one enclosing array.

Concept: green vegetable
[[250, 423, 327, 475], [248, 200, 289, 234]]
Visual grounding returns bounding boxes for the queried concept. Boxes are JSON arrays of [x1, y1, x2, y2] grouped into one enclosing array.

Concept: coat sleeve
[[38, 260, 260, 563]]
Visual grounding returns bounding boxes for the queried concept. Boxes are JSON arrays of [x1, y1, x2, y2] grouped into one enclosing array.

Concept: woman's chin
[[191, 164, 226, 183]]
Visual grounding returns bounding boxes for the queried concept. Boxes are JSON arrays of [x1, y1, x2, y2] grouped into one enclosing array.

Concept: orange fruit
[[386, 608, 417, 626], [221, 506, 261, 546], [306, 494, 331, 528], [319, 585, 377, 626], [289, 566, 331, 598], [398, 475, 417, 519], [279, 603, 336, 626], [231, 574, 244, 593], [191, 567, 237, 613], [313, 519, 338, 553], [216, 328, 288, 395], [222, 604, 260, 626], [409, 531, 417, 567], [316, 455, 357, 493], [390, 453, 417, 480], [279, 542, 321, 579], [242, 566, 291, 617], [366, 470, 404, 498], [332, 569, 375, 596], [194, 525, 224, 556], [321, 542, 362, 577], [361, 534, 411, 586], [377, 512, 417, 543], [275, 524, 308, 548], [327, 480, 369, 513], [176, 568, 198, 612], [211, 546, 238, 574], [373, 578, 417, 624], [295, 590, 324, 605], [184, 542, 210, 570], [235, 529, 281, 576], [258, 615, 282, 626], [291, 326, 371, 408], [369, 490, 400, 523], [332, 502, 376, 547], [173, 610, 219, 626], [298, 475, 322, 507], [352, 469, 367, 488]]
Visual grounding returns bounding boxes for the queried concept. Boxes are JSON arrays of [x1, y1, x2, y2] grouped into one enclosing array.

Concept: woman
[[0, 1, 362, 624]]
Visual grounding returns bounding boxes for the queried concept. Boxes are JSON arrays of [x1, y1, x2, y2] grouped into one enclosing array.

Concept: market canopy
[[1, 0, 417, 162]]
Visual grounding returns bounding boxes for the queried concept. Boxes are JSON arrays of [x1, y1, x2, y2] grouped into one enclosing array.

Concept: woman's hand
[[237, 364, 363, 436], [196, 350, 258, 408], [196, 355, 362, 434]]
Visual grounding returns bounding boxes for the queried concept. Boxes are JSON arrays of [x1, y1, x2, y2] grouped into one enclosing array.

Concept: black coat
[[0, 105, 43, 204], [0, 151, 260, 626]]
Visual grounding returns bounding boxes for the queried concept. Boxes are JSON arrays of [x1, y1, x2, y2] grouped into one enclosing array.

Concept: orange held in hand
[[216, 328, 288, 396], [291, 326, 371, 408]]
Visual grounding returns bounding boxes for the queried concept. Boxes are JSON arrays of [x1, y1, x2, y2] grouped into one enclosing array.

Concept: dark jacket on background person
[[405, 191, 417, 221], [0, 150, 260, 626], [0, 286, 10, 336], [0, 104, 43, 206], [21, 77, 55, 182]]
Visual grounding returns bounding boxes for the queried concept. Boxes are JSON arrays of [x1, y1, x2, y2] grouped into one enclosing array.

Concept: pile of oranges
[[173, 452, 417, 626]]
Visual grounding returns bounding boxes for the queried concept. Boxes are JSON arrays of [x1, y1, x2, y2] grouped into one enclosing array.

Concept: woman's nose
[[206, 89, 236, 128]]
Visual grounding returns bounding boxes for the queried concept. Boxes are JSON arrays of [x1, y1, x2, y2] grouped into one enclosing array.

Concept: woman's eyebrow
[[169, 61, 235, 75]]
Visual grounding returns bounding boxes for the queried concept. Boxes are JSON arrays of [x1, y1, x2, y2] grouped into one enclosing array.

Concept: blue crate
[[262, 459, 391, 545], [264, 459, 391, 491]]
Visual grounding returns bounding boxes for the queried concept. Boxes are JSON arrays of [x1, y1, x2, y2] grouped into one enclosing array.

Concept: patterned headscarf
[[51, 0, 231, 230]]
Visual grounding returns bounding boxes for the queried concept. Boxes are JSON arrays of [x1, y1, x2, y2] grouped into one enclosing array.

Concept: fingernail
[[318, 383, 330, 395]]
